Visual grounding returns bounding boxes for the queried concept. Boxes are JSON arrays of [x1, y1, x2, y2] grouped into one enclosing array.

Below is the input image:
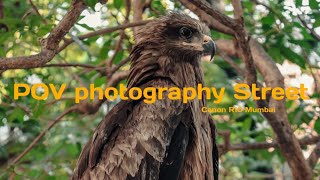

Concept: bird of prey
[[72, 12, 218, 180]]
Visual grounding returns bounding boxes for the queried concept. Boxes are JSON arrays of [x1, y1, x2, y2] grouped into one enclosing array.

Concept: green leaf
[[83, 36, 99, 46], [242, 118, 252, 131], [77, 23, 95, 31], [94, 77, 106, 87], [84, 0, 96, 10], [280, 46, 306, 68], [314, 18, 320, 28], [151, 0, 166, 14], [261, 14, 275, 25], [0, 32, 10, 44], [114, 0, 123, 9], [7, 108, 25, 124], [37, 24, 54, 36], [27, 169, 42, 178], [267, 47, 283, 62], [66, 143, 80, 157], [113, 51, 124, 64], [315, 117, 320, 132], [310, 93, 320, 99], [99, 39, 112, 60], [21, 119, 40, 134], [0, 47, 5, 57], [295, 0, 302, 7], [288, 39, 312, 51], [309, 0, 319, 9]]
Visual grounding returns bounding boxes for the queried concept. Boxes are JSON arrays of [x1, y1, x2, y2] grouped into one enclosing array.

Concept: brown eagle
[[72, 12, 218, 180]]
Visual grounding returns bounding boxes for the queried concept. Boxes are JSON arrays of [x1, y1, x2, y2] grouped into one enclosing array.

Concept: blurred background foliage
[[0, 0, 319, 179]]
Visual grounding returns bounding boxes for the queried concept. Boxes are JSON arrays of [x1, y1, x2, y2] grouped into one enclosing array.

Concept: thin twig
[[218, 52, 245, 77], [298, 15, 320, 41], [0, 0, 86, 70], [107, 30, 126, 67], [110, 57, 130, 75], [28, 0, 47, 24], [58, 20, 152, 53], [45, 97, 74, 106], [42, 63, 96, 68], [6, 106, 77, 170], [219, 135, 320, 153], [307, 141, 320, 169]]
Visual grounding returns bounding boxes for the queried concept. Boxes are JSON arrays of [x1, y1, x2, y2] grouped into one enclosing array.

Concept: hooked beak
[[202, 35, 216, 61]]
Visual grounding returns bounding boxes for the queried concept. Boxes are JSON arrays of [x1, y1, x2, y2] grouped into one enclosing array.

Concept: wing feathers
[[209, 117, 219, 180], [159, 120, 190, 180], [73, 79, 190, 180], [73, 100, 134, 179]]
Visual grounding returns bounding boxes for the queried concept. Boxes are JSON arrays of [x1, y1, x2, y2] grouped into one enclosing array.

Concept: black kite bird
[[72, 12, 218, 180]]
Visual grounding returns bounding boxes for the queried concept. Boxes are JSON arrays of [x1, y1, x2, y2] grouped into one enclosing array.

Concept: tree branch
[[307, 141, 320, 169], [231, 0, 243, 20], [132, 0, 144, 39], [58, 20, 151, 52], [107, 0, 130, 67], [178, 0, 234, 35], [29, 63, 96, 69], [219, 136, 320, 153], [298, 15, 320, 41], [0, 0, 86, 70], [28, 0, 47, 24], [217, 39, 313, 178], [188, 0, 257, 87], [188, 0, 237, 29], [0, 2, 151, 71], [74, 71, 129, 115], [218, 51, 245, 77], [6, 106, 77, 170], [5, 70, 129, 169], [183, 0, 313, 177]]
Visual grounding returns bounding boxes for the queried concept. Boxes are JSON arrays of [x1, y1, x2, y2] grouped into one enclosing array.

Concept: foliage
[[0, 0, 319, 179]]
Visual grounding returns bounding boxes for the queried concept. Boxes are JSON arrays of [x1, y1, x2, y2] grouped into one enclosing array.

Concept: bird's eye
[[179, 27, 192, 39]]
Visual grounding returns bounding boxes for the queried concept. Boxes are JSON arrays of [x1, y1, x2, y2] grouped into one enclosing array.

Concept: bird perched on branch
[[72, 12, 218, 180]]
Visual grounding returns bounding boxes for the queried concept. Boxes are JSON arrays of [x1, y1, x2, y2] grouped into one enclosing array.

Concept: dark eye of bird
[[179, 27, 192, 39]]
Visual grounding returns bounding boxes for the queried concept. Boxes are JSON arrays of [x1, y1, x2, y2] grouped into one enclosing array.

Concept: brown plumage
[[72, 12, 218, 180]]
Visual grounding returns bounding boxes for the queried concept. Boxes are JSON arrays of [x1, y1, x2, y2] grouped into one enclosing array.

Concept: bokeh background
[[0, 0, 319, 179]]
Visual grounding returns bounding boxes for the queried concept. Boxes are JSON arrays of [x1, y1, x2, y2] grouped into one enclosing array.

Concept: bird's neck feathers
[[127, 45, 206, 89]]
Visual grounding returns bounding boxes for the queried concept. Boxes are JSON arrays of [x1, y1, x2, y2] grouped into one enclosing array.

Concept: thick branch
[[231, 0, 243, 20], [217, 39, 313, 178], [0, 0, 86, 70], [0, 17, 150, 70], [132, 0, 144, 39], [45, 0, 85, 51], [186, 0, 312, 177], [188, 0, 257, 86], [178, 0, 234, 35], [181, 2, 313, 177], [188, 0, 237, 29]]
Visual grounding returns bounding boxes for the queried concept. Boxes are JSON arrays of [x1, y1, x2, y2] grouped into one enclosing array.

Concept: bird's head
[[135, 12, 216, 61]]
